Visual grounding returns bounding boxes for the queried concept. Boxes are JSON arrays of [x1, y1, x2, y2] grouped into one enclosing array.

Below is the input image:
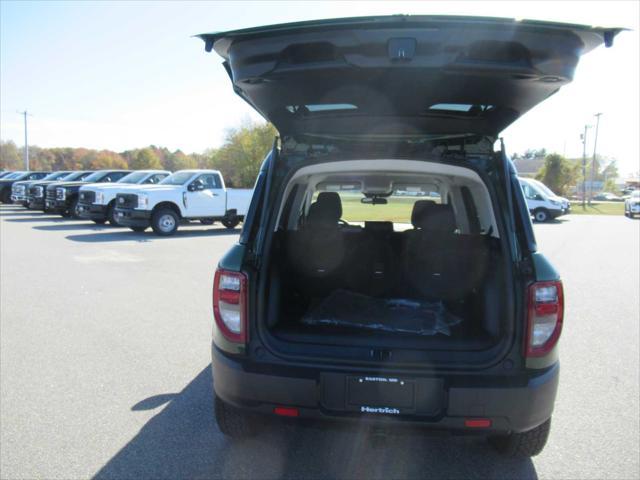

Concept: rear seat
[[286, 192, 348, 295], [403, 202, 489, 301]]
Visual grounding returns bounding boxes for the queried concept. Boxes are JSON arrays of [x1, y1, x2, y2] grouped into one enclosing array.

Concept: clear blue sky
[[1, 1, 638, 176]]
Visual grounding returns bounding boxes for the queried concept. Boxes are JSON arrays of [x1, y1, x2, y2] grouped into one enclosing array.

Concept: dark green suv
[[200, 16, 620, 456]]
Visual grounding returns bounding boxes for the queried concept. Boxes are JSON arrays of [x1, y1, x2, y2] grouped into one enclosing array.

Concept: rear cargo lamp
[[213, 268, 247, 343], [526, 281, 564, 357]]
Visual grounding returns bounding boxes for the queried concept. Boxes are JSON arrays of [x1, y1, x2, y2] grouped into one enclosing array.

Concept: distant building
[[513, 156, 545, 177]]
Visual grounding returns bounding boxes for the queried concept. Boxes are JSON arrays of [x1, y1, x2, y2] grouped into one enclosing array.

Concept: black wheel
[[214, 396, 258, 438], [200, 219, 215, 225], [221, 216, 240, 229], [533, 208, 550, 223], [93, 219, 107, 224], [488, 418, 551, 457], [129, 226, 147, 233], [107, 203, 118, 226], [151, 208, 179, 236], [69, 198, 81, 219], [1, 189, 11, 204]]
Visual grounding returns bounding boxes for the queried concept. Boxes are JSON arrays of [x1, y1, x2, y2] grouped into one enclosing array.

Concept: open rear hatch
[[200, 15, 621, 139], [202, 16, 620, 368]]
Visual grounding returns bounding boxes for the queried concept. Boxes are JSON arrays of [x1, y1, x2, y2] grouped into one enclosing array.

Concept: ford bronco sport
[[199, 16, 621, 456]]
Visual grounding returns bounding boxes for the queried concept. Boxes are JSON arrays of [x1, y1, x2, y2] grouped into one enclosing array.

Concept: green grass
[[569, 201, 625, 216], [340, 194, 422, 223]]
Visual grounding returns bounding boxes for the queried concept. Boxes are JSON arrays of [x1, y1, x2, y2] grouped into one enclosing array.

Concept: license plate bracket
[[321, 373, 443, 416]]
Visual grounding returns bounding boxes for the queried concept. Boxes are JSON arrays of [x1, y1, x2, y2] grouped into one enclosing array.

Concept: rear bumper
[[212, 347, 559, 434], [114, 207, 152, 227], [78, 202, 108, 220]]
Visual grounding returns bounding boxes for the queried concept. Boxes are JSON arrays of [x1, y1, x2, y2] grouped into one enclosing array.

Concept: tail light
[[526, 281, 564, 357], [213, 268, 247, 343]]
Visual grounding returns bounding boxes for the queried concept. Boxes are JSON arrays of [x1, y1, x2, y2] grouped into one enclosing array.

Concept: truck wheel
[[69, 198, 81, 219], [129, 226, 147, 233], [1, 189, 11, 204], [222, 216, 240, 229], [151, 208, 179, 236], [488, 418, 551, 457], [533, 208, 550, 223], [200, 219, 215, 225], [107, 203, 119, 226], [214, 396, 258, 438]]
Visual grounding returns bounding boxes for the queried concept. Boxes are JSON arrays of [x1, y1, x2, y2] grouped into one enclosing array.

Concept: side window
[[194, 174, 219, 190], [521, 183, 537, 200], [212, 174, 222, 189], [105, 172, 128, 182], [144, 174, 168, 184]]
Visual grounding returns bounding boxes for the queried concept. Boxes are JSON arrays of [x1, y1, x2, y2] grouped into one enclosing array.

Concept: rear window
[[312, 188, 441, 225]]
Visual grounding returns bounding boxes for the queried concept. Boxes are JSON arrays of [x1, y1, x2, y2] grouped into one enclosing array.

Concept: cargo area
[[260, 159, 512, 362]]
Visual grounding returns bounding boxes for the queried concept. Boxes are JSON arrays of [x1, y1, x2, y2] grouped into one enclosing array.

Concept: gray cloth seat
[[286, 192, 348, 294], [403, 201, 489, 301]]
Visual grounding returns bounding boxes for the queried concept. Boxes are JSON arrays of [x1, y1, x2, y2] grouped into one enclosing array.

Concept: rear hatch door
[[200, 15, 621, 139]]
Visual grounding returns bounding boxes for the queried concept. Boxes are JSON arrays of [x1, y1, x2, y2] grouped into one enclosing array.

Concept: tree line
[[1, 122, 618, 195], [515, 148, 619, 196], [0, 121, 277, 188]]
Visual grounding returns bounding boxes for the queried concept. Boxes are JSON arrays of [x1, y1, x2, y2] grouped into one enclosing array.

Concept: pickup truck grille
[[29, 185, 44, 198], [56, 188, 65, 200], [79, 191, 95, 203], [116, 193, 137, 209], [46, 188, 56, 201]]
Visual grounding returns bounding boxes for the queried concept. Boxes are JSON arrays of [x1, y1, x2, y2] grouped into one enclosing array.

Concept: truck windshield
[[62, 171, 89, 181], [531, 180, 557, 197], [117, 171, 149, 184], [82, 171, 107, 183], [160, 172, 194, 185], [42, 172, 70, 181]]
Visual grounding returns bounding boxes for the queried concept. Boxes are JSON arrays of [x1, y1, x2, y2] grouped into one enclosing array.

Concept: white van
[[519, 177, 571, 222]]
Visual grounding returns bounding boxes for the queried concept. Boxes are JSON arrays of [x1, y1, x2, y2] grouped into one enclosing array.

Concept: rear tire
[[488, 418, 551, 457], [129, 226, 147, 233], [214, 396, 258, 438], [221, 216, 240, 229], [151, 208, 179, 236], [533, 208, 550, 223]]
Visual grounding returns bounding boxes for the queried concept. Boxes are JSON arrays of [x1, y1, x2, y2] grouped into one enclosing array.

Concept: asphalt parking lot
[[1, 205, 638, 480]]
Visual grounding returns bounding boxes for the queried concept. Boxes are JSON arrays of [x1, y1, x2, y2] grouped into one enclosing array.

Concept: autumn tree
[[130, 148, 162, 169], [535, 153, 578, 196], [209, 121, 277, 187], [0, 141, 22, 170]]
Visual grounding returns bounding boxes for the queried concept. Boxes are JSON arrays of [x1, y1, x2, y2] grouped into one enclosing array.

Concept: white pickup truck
[[113, 169, 253, 235], [77, 170, 171, 225]]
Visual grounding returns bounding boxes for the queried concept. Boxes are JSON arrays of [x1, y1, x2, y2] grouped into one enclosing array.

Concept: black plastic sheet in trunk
[[302, 290, 462, 336]]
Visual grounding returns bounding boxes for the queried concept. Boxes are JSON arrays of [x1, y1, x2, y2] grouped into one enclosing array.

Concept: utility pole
[[581, 125, 591, 209], [19, 110, 30, 170], [589, 112, 603, 204]]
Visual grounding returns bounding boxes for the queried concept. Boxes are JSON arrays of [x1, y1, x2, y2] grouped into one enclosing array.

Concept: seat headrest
[[307, 191, 342, 226], [419, 204, 457, 232], [410, 200, 436, 228]]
